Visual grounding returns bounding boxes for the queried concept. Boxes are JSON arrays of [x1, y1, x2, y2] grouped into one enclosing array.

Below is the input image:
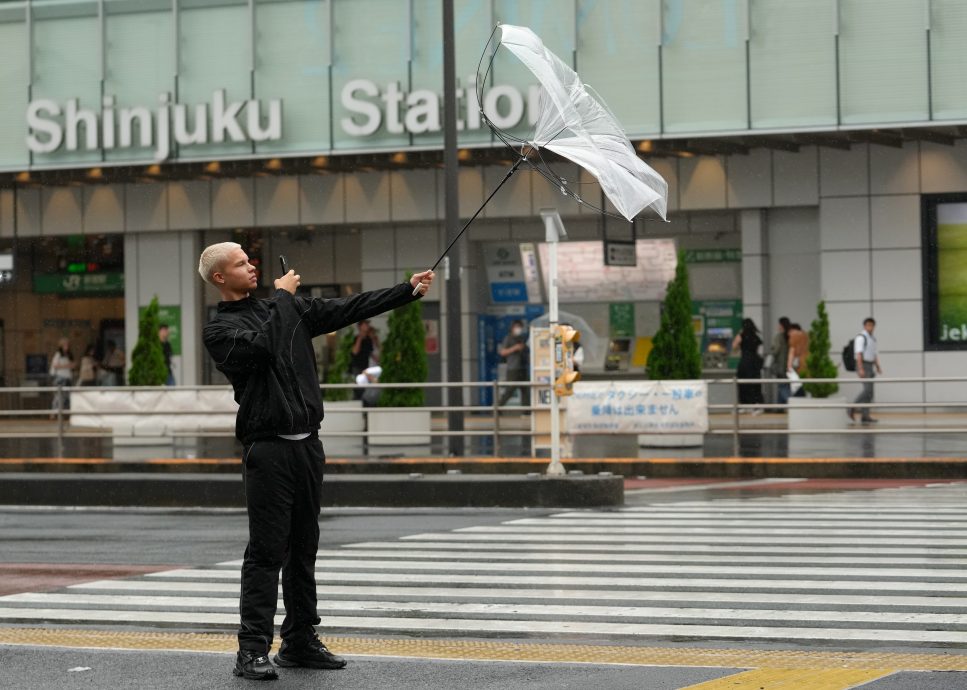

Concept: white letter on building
[[527, 85, 542, 127], [404, 89, 440, 134], [465, 75, 481, 131], [173, 103, 209, 146], [211, 89, 247, 143], [247, 98, 282, 142], [341, 79, 381, 136], [102, 96, 116, 149], [119, 106, 153, 148], [65, 99, 99, 151], [382, 82, 405, 135], [483, 85, 524, 130], [154, 93, 171, 161], [25, 99, 63, 154]]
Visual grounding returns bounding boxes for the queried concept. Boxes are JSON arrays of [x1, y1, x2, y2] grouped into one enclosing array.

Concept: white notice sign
[[566, 380, 708, 434], [538, 239, 676, 303]]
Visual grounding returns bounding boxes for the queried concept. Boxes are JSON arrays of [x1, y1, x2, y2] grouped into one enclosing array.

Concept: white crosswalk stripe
[[2, 483, 966, 647]]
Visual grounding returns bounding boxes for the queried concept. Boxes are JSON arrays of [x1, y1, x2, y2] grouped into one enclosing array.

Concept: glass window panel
[[254, 0, 331, 154], [661, 0, 748, 133], [104, 0, 174, 163], [930, 0, 967, 121], [576, 0, 660, 137], [749, 0, 836, 129], [31, 0, 101, 166], [452, 0, 493, 147], [839, 0, 929, 125], [409, 0, 443, 149], [0, 2, 29, 169], [331, 0, 409, 151], [177, 0, 251, 159], [489, 0, 576, 146]]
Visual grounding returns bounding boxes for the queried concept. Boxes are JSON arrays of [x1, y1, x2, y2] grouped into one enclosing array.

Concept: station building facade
[[0, 0, 965, 405]]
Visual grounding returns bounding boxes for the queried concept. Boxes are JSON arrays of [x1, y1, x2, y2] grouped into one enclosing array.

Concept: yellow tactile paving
[[0, 627, 965, 676], [681, 668, 894, 690]]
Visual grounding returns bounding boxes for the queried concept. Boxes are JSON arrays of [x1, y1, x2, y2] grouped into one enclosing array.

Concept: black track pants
[[238, 437, 324, 654]]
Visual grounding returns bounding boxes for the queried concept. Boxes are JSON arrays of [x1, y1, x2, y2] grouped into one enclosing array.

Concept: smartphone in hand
[[279, 255, 288, 276]]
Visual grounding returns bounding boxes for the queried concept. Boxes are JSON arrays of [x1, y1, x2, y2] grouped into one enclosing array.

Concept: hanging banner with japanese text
[[566, 380, 708, 434]]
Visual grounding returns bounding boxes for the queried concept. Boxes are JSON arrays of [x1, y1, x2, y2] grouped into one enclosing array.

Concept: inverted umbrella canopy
[[497, 24, 668, 222], [414, 23, 668, 293]]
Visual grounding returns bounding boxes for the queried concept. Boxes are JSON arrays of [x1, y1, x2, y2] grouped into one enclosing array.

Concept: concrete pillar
[[740, 209, 769, 330], [124, 231, 203, 385]]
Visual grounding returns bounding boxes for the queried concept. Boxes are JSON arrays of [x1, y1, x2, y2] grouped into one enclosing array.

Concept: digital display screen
[[923, 194, 967, 349]]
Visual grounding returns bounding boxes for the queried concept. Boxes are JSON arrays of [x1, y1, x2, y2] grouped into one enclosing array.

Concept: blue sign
[[491, 282, 528, 303]]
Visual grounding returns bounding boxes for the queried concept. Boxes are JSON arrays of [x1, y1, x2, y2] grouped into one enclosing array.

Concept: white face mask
[[511, 327, 523, 336]]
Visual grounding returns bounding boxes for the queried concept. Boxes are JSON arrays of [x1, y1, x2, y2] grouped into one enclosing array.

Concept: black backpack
[[842, 333, 866, 371]]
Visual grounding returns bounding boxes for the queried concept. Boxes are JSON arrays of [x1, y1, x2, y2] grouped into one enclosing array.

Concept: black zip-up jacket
[[203, 283, 419, 444]]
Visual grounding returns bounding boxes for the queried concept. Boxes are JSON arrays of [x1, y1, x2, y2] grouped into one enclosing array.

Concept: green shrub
[[803, 300, 839, 398], [128, 296, 168, 386], [378, 293, 427, 407], [323, 328, 355, 402], [646, 251, 702, 380]]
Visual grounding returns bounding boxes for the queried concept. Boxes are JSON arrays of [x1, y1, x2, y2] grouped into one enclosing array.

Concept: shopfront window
[[0, 235, 125, 386]]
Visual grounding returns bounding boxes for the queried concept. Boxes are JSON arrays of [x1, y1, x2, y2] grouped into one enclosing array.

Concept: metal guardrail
[[709, 375, 967, 456], [0, 375, 965, 458]]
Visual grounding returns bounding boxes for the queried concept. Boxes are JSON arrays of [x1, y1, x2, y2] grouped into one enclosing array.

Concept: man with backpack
[[847, 318, 881, 423]]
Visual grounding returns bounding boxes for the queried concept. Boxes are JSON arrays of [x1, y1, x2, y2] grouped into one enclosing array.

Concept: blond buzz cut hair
[[198, 241, 241, 285]]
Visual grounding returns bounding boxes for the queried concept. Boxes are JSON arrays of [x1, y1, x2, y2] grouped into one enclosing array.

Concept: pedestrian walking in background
[[849, 317, 881, 423], [733, 318, 765, 414], [100, 340, 125, 386], [199, 241, 432, 681], [355, 365, 382, 408], [159, 323, 175, 386], [786, 323, 809, 397], [49, 337, 75, 413], [770, 316, 791, 405], [350, 320, 379, 400], [77, 345, 99, 386], [350, 320, 379, 376], [498, 319, 530, 407]]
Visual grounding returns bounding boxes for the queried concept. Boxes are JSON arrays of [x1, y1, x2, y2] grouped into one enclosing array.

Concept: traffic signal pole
[[541, 210, 566, 476]]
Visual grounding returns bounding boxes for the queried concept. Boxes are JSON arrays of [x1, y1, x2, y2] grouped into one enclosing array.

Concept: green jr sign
[[33, 272, 124, 295]]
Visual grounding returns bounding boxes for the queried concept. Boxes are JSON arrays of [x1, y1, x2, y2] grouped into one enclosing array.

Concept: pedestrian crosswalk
[[2, 483, 967, 647]]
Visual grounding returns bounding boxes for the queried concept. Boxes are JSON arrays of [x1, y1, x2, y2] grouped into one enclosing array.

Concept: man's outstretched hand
[[410, 270, 435, 296], [275, 270, 300, 295]]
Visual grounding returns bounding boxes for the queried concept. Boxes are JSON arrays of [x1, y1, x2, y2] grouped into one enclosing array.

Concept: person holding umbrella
[[199, 241, 432, 680]]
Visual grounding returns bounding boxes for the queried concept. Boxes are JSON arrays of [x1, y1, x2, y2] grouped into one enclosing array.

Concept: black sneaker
[[274, 635, 347, 670], [233, 650, 278, 680]]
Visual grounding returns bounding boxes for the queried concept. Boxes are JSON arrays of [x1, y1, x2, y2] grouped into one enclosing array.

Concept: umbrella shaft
[[430, 156, 525, 273]]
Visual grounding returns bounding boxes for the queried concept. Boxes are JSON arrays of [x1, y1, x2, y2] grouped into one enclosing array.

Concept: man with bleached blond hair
[[199, 241, 433, 680]]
